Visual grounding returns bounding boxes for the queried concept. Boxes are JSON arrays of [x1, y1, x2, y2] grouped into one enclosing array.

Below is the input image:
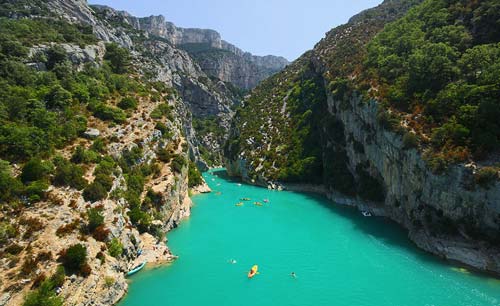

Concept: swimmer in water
[[291, 272, 296, 278]]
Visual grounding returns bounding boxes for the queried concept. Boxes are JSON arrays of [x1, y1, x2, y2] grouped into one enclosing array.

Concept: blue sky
[[88, 0, 383, 61]]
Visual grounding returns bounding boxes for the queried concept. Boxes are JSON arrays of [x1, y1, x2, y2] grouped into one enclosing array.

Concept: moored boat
[[126, 261, 147, 277]]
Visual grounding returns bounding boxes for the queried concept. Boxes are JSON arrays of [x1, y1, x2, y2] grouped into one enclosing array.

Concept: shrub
[[156, 147, 172, 163], [56, 219, 80, 237], [70, 146, 100, 164], [83, 182, 108, 202], [107, 238, 123, 258], [171, 155, 186, 173], [104, 43, 130, 74], [60, 244, 87, 273], [0, 221, 17, 244], [92, 103, 126, 124], [92, 225, 110, 242], [52, 157, 87, 190], [117, 96, 138, 110], [0, 160, 24, 202], [49, 265, 66, 288], [23, 279, 63, 306], [474, 167, 498, 189], [402, 132, 419, 149], [91, 138, 107, 153], [104, 276, 115, 288], [20, 158, 52, 183], [188, 161, 202, 187], [150, 103, 172, 120], [87, 208, 104, 232], [26, 180, 49, 202]]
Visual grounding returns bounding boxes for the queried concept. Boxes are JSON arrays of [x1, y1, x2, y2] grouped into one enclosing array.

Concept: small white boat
[[362, 211, 372, 217]]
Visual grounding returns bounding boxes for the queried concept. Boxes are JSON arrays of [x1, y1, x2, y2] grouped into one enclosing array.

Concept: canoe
[[126, 261, 146, 276], [248, 265, 258, 278]]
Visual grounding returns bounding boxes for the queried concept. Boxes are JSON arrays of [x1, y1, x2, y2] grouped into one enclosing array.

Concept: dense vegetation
[[0, 11, 202, 305], [225, 57, 326, 183], [365, 0, 500, 165]]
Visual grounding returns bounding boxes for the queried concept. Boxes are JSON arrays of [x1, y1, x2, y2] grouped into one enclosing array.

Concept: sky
[[88, 0, 383, 61]]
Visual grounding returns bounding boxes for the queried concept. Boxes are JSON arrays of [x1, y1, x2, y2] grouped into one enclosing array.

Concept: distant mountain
[[91, 6, 289, 90]]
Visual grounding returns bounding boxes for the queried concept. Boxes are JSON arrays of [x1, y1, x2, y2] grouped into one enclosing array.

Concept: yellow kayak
[[248, 265, 258, 278], [253, 202, 263, 206], [235, 202, 244, 206]]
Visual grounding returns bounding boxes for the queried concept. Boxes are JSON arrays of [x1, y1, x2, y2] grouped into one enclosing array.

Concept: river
[[119, 169, 500, 306]]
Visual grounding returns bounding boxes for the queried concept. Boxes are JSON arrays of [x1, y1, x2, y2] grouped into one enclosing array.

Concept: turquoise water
[[120, 169, 500, 306]]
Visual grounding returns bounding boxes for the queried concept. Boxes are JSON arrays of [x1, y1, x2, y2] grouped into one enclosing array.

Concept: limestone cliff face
[[224, 0, 500, 276], [93, 9, 289, 89], [320, 88, 500, 275]]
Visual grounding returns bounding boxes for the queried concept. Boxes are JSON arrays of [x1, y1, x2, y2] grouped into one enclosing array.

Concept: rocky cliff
[[225, 0, 500, 276], [89, 7, 289, 90]]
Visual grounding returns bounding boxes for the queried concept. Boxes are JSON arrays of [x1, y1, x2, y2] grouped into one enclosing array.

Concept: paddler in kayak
[[248, 265, 258, 278]]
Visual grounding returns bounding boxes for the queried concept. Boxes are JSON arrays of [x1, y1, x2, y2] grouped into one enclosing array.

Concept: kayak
[[235, 202, 244, 206], [240, 198, 251, 201], [253, 202, 262, 206], [248, 265, 258, 278], [126, 261, 146, 277]]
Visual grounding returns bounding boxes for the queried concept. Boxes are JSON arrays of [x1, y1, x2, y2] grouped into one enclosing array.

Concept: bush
[[402, 132, 419, 149], [87, 208, 104, 232], [23, 279, 63, 306], [0, 160, 23, 202], [60, 244, 87, 273], [107, 238, 123, 258], [156, 147, 171, 163], [104, 43, 130, 74], [171, 155, 186, 173], [49, 265, 66, 288], [117, 96, 138, 110], [83, 182, 108, 202], [188, 161, 202, 187], [92, 225, 110, 242], [104, 276, 115, 288], [150, 103, 172, 120], [52, 157, 87, 190], [474, 167, 498, 189], [20, 158, 52, 183], [26, 180, 49, 202], [92, 103, 126, 124], [70, 146, 100, 164]]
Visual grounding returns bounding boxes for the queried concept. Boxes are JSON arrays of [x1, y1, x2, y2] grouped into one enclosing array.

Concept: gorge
[[0, 0, 499, 305]]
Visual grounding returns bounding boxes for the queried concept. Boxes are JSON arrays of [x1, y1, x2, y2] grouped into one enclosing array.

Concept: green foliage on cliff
[[226, 56, 326, 183], [23, 279, 63, 306], [188, 161, 203, 187], [366, 0, 500, 160]]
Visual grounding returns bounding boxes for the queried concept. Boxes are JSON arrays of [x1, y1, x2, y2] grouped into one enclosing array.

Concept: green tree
[[23, 279, 63, 306], [60, 244, 87, 272], [20, 158, 52, 183], [107, 238, 123, 258], [87, 208, 104, 232], [104, 43, 130, 74]]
